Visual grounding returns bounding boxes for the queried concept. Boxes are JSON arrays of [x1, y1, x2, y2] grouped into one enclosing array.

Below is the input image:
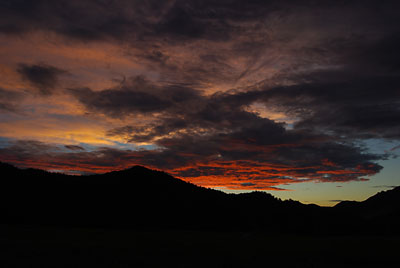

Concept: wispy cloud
[[0, 0, 399, 192]]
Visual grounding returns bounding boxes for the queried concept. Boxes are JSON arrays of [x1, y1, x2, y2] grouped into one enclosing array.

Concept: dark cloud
[[157, 6, 206, 39], [1, 0, 400, 189], [64, 145, 85, 151], [3, 0, 398, 43], [249, 32, 400, 140], [0, 88, 24, 112], [0, 140, 59, 160], [253, 72, 400, 139], [388, 145, 400, 152], [0, 0, 268, 41], [4, 0, 399, 89], [69, 76, 203, 118], [88, 76, 282, 143], [175, 32, 400, 140], [151, 130, 383, 184], [65, 71, 387, 185], [329, 200, 348, 203], [0, 140, 130, 172], [241, 182, 256, 187], [0, 136, 384, 189], [17, 63, 66, 95]]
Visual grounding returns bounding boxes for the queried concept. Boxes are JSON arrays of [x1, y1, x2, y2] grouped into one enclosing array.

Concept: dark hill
[[0, 162, 298, 231], [334, 186, 400, 234], [335, 186, 400, 212], [1, 162, 399, 234]]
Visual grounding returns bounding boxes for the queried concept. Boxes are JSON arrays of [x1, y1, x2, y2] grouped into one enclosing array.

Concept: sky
[[0, 0, 400, 206]]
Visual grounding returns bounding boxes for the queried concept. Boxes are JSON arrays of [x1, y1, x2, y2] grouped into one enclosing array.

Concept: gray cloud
[[1, 0, 400, 188], [64, 145, 85, 151], [255, 73, 400, 139], [0, 88, 24, 112], [17, 63, 67, 95], [65, 71, 387, 183], [0, 135, 384, 185], [69, 76, 203, 118]]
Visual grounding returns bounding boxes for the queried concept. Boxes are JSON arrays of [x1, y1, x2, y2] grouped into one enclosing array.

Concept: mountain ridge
[[1, 162, 399, 234]]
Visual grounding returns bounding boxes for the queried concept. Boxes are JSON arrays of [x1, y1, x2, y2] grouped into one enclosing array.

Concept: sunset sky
[[1, 0, 399, 205]]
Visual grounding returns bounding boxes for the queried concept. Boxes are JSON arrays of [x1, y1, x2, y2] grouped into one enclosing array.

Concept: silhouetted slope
[[1, 162, 399, 234], [334, 186, 399, 210], [0, 162, 223, 229], [364, 186, 400, 207], [334, 187, 400, 233], [0, 162, 302, 231]]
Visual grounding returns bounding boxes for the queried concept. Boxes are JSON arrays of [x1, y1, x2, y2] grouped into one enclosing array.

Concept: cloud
[[0, 0, 275, 42], [2, 0, 397, 41], [0, 140, 59, 157], [253, 33, 400, 140], [254, 73, 400, 139], [0, 111, 384, 189], [371, 185, 398, 189], [1, 0, 399, 192], [241, 182, 256, 187], [0, 88, 24, 112], [64, 72, 387, 187], [17, 63, 67, 95], [185, 33, 400, 140], [69, 76, 202, 118], [329, 200, 349, 203], [153, 131, 383, 185], [388, 145, 400, 152], [64, 145, 85, 151]]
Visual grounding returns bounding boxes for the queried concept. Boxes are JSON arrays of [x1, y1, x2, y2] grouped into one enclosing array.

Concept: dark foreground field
[[1, 224, 398, 268]]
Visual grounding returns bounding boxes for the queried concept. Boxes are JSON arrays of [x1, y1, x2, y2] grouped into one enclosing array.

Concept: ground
[[0, 225, 398, 267]]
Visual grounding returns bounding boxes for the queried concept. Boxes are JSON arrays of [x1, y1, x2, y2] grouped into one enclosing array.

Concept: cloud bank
[[0, 0, 399, 190]]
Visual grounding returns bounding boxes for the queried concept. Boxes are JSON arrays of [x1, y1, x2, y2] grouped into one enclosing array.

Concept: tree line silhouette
[[1, 162, 399, 234]]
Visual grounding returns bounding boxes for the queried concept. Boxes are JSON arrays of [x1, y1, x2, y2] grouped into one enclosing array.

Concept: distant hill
[[0, 162, 399, 234], [335, 186, 400, 212], [334, 186, 400, 234]]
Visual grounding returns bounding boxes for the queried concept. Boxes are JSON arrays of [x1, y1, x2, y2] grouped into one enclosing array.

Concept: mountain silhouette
[[334, 187, 400, 234], [0, 162, 399, 234]]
